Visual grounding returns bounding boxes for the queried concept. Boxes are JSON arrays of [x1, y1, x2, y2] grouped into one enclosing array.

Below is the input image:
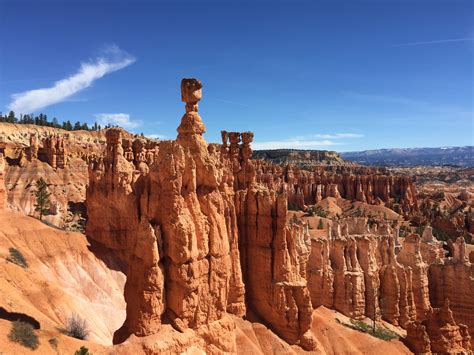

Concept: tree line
[[0, 111, 110, 131]]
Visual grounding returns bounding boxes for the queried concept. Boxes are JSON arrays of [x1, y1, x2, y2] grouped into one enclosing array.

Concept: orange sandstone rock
[[86, 78, 315, 350]]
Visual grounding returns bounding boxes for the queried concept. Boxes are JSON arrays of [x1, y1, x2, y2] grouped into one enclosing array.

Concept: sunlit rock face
[[306, 217, 473, 352], [86, 78, 316, 350], [253, 162, 419, 215]]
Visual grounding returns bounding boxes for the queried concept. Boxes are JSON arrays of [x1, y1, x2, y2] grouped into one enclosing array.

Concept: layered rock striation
[[86, 78, 315, 350]]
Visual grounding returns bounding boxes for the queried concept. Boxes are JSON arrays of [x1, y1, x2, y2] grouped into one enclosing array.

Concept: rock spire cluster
[[84, 78, 472, 353], [86, 78, 316, 350]]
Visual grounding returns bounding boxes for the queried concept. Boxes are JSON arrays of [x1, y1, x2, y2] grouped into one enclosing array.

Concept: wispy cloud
[[253, 132, 362, 150], [253, 139, 339, 150], [394, 37, 474, 47], [8, 44, 136, 113], [147, 133, 166, 140], [343, 91, 472, 117], [95, 113, 141, 129], [311, 133, 364, 139]]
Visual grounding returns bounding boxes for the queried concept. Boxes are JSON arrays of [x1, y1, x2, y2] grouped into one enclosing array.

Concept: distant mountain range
[[341, 146, 473, 167]]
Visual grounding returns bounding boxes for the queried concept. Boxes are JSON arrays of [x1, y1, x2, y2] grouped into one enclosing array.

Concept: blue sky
[[0, 0, 472, 151]]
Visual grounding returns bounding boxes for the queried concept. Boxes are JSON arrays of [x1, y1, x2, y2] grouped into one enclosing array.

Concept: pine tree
[[7, 111, 16, 123], [32, 178, 51, 221], [73, 121, 82, 130]]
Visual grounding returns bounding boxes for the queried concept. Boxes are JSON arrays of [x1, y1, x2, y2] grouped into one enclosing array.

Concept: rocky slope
[[0, 208, 126, 353]]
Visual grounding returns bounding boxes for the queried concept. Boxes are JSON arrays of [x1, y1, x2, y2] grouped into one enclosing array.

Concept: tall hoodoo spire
[[177, 78, 206, 146]]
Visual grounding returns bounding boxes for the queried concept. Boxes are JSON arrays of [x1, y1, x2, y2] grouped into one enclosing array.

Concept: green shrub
[[61, 211, 86, 233], [75, 346, 91, 355], [432, 227, 449, 242], [65, 315, 89, 340], [288, 202, 300, 211], [307, 205, 328, 218], [8, 321, 39, 349], [345, 319, 398, 341], [6, 247, 28, 268]]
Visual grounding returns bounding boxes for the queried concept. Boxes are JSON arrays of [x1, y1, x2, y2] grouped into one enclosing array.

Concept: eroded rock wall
[[308, 222, 418, 327], [405, 300, 472, 354], [254, 162, 419, 214], [306, 218, 472, 353], [428, 237, 474, 346]]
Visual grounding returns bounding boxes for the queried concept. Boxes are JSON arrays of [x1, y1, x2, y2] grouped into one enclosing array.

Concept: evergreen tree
[[32, 178, 51, 221], [73, 121, 82, 130], [7, 111, 16, 123]]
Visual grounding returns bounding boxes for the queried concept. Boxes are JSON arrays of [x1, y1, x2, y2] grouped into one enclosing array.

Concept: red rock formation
[[38, 134, 68, 169], [307, 237, 334, 309], [397, 234, 432, 320], [306, 217, 473, 351], [253, 162, 419, 214], [405, 300, 472, 354], [235, 188, 315, 349], [428, 237, 474, 347], [86, 78, 316, 350], [26, 133, 39, 161], [308, 220, 418, 327]]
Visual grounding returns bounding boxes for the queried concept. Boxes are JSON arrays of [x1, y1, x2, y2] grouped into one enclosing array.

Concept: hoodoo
[[86, 78, 316, 350]]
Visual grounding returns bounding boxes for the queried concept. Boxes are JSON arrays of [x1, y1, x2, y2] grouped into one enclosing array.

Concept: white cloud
[[253, 132, 363, 150], [8, 45, 136, 113], [253, 139, 340, 150], [311, 133, 364, 139], [147, 133, 166, 140], [394, 37, 474, 47], [95, 113, 140, 129]]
